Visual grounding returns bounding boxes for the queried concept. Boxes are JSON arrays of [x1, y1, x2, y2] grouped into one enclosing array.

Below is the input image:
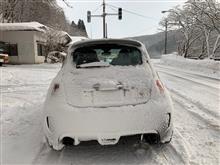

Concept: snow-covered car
[[0, 53, 9, 66], [47, 51, 67, 63], [0, 42, 9, 66], [43, 39, 173, 150]]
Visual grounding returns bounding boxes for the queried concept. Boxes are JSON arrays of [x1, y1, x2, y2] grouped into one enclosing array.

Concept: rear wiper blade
[[77, 62, 110, 68]]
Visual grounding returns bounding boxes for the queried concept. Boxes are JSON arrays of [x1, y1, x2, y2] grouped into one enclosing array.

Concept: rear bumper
[[44, 98, 173, 150], [0, 59, 9, 63]]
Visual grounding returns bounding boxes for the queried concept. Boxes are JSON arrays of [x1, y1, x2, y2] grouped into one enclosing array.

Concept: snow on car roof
[[70, 39, 143, 48], [0, 22, 48, 32]]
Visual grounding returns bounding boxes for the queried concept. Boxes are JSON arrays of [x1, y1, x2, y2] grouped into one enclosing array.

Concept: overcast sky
[[57, 0, 186, 38]]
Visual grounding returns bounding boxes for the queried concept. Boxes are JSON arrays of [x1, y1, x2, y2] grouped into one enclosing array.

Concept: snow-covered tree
[[160, 0, 220, 58]]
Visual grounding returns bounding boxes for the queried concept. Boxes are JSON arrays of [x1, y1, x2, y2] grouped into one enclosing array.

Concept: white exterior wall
[[33, 31, 46, 63], [0, 31, 45, 64]]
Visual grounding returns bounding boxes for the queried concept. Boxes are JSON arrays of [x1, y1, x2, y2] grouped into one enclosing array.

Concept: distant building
[[0, 22, 48, 64]]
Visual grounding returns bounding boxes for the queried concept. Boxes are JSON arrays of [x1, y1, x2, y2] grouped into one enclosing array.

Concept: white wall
[[33, 31, 46, 63], [0, 31, 45, 64]]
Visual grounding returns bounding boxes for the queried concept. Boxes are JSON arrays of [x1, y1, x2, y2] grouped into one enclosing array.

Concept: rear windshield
[[72, 44, 142, 68]]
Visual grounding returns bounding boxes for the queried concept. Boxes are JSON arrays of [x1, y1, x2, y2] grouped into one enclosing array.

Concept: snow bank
[[159, 54, 220, 79]]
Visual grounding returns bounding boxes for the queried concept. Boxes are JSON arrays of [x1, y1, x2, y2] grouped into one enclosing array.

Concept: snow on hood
[[63, 65, 153, 107]]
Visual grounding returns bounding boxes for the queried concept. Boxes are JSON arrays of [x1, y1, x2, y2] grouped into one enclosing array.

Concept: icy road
[[1, 60, 220, 165]]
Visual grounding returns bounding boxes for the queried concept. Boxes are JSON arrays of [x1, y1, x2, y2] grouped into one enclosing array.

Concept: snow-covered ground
[[1, 55, 219, 164], [157, 54, 220, 79]]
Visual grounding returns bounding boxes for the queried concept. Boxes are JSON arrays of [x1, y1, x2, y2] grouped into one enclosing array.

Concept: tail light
[[156, 80, 164, 93], [53, 83, 59, 92]]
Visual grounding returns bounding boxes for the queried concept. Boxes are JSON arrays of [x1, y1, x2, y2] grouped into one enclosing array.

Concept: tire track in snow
[[157, 70, 219, 121], [171, 94, 220, 164], [171, 90, 220, 130], [32, 136, 189, 165], [155, 64, 220, 82], [150, 128, 192, 165], [158, 70, 219, 92], [1, 83, 49, 88], [32, 142, 65, 164]]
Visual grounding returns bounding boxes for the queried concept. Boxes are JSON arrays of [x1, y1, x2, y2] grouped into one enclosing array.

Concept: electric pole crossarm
[[91, 15, 103, 17], [87, 0, 122, 38], [106, 13, 118, 16]]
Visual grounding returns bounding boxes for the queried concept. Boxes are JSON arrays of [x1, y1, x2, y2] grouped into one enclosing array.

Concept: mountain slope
[[0, 0, 87, 36], [130, 30, 180, 58]]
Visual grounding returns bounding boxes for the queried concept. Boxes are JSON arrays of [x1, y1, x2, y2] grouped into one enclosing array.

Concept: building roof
[[0, 22, 48, 32]]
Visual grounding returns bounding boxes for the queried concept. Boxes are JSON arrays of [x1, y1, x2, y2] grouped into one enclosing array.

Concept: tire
[[0, 62, 2, 66]]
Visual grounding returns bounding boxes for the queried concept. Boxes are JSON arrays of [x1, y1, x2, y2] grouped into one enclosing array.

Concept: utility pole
[[164, 19, 168, 54], [87, 0, 122, 38], [105, 23, 108, 38], [103, 0, 106, 38], [161, 10, 171, 55]]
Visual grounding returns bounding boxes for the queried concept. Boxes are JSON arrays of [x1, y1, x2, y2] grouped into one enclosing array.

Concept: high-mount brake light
[[53, 83, 60, 92]]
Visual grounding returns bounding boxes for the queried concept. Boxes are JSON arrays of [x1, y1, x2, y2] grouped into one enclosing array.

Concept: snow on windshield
[[72, 44, 143, 68]]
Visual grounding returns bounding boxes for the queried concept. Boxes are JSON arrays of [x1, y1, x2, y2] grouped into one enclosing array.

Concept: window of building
[[0, 41, 18, 56], [37, 43, 46, 56], [9, 44, 18, 56]]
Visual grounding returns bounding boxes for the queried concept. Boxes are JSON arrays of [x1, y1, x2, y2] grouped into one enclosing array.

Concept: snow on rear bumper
[[43, 98, 173, 150]]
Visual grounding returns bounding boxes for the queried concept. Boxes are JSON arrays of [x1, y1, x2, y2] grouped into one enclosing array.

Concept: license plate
[[94, 90, 123, 104]]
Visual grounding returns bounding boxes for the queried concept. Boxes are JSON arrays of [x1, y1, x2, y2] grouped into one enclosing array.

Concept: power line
[[129, 25, 157, 36], [107, 4, 157, 37], [107, 5, 119, 12], [106, 3, 158, 21], [92, 4, 102, 13], [62, 0, 74, 8], [87, 0, 122, 38]]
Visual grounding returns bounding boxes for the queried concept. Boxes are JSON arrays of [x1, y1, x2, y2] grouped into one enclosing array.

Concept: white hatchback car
[[43, 39, 173, 150]]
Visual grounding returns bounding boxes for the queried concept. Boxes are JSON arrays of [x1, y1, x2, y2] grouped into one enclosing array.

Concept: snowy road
[[1, 62, 219, 165]]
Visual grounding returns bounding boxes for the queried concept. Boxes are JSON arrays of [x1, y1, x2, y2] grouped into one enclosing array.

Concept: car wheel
[[0, 62, 2, 66]]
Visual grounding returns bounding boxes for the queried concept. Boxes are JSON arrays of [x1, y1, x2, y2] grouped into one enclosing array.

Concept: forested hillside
[[160, 0, 220, 58], [0, 0, 87, 36], [131, 30, 180, 58], [132, 0, 220, 59]]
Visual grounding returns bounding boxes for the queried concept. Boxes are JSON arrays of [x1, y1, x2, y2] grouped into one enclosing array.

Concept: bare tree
[[160, 0, 220, 58]]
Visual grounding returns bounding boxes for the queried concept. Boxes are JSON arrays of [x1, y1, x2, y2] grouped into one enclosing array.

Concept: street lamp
[[161, 10, 169, 55]]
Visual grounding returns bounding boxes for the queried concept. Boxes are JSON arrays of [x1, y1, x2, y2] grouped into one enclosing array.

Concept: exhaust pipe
[[62, 137, 75, 146], [143, 133, 160, 144]]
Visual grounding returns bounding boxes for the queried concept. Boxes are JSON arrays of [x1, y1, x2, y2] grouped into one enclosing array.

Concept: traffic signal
[[87, 11, 91, 23], [118, 8, 122, 20]]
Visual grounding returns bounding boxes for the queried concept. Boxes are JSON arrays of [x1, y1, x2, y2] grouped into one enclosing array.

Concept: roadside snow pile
[[159, 54, 220, 79]]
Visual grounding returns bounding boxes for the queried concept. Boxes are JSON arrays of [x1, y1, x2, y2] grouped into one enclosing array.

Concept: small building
[[0, 22, 48, 64]]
